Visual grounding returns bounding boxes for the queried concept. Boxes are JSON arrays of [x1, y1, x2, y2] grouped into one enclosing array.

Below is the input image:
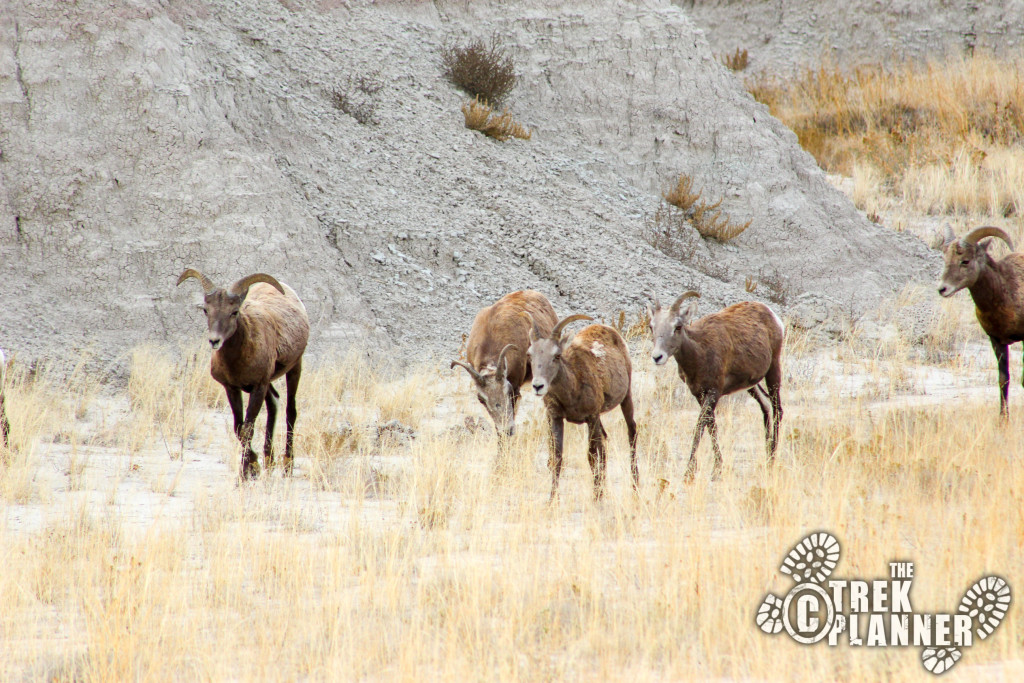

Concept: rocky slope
[[0, 0, 933, 374]]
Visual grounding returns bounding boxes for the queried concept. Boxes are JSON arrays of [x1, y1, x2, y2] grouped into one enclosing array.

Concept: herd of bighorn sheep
[[0, 227, 1017, 496]]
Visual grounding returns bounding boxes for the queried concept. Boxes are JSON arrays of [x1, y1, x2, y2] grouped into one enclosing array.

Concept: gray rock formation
[[0, 0, 933, 375], [678, 0, 1022, 76]]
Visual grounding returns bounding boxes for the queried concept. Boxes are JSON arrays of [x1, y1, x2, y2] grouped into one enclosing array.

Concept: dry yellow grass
[[749, 53, 1024, 229], [462, 96, 532, 141], [0, 310, 1021, 680]]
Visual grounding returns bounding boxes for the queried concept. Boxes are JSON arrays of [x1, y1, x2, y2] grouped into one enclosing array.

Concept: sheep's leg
[[263, 385, 280, 472], [284, 361, 302, 476], [992, 338, 1009, 419], [548, 415, 564, 502], [0, 390, 8, 448], [765, 362, 783, 460], [238, 385, 268, 480], [748, 384, 771, 447], [706, 400, 724, 481], [586, 417, 606, 500], [226, 386, 244, 437], [686, 392, 718, 483], [620, 390, 639, 492]]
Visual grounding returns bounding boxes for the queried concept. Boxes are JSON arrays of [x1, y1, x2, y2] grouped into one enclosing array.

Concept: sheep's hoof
[[240, 456, 261, 481]]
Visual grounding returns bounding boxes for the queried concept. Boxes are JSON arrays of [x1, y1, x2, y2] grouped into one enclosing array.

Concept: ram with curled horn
[[527, 312, 639, 501], [647, 290, 785, 482], [936, 225, 1024, 417], [177, 268, 309, 479], [451, 291, 559, 444]]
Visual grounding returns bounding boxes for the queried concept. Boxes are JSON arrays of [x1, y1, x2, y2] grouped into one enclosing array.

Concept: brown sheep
[[648, 292, 784, 481], [177, 269, 309, 479], [528, 314, 638, 500], [936, 225, 1022, 417], [451, 290, 557, 439]]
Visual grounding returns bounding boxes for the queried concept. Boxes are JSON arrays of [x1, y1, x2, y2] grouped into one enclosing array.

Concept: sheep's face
[[527, 336, 563, 397], [476, 370, 518, 437], [938, 240, 988, 297], [649, 301, 698, 365], [201, 290, 245, 350]]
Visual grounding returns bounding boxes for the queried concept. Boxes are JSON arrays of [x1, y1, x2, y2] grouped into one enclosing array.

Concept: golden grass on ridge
[[748, 53, 1024, 225]]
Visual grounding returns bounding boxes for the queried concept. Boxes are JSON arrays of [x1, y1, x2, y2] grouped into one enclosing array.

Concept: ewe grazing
[[936, 225, 1023, 417], [648, 292, 784, 481], [451, 290, 558, 439], [528, 314, 638, 501], [178, 269, 309, 479]]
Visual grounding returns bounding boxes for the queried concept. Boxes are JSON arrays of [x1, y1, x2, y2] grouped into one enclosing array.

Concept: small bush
[[461, 97, 531, 141], [663, 174, 751, 242], [641, 205, 730, 281], [663, 175, 702, 211], [329, 74, 383, 125], [721, 48, 749, 72], [441, 37, 517, 104]]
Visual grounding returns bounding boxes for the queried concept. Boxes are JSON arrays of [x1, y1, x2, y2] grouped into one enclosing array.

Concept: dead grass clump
[[747, 54, 1024, 218], [610, 310, 651, 342], [661, 175, 750, 242], [461, 97, 531, 141], [441, 37, 517, 104], [720, 48, 749, 72]]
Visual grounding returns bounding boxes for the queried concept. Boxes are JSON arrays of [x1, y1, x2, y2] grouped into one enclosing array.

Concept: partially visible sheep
[[528, 314, 638, 500], [451, 290, 557, 439], [177, 269, 309, 479], [0, 349, 8, 448], [648, 292, 784, 481], [936, 225, 1022, 417]]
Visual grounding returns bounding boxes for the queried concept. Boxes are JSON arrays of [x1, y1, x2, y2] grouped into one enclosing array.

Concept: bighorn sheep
[[177, 269, 309, 479], [0, 349, 8, 448], [936, 225, 1022, 417], [528, 314, 638, 500], [451, 290, 558, 439], [648, 292, 784, 481]]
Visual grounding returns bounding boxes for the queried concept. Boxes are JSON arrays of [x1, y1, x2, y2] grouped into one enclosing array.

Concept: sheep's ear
[[645, 302, 654, 321], [683, 300, 699, 321], [978, 238, 992, 252]]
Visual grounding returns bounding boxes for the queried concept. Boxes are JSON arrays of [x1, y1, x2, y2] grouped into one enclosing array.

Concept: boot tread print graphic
[[780, 531, 840, 583], [757, 532, 1011, 676], [959, 576, 1011, 640]]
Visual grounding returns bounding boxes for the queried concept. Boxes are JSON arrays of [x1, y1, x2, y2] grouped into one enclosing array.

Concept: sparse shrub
[[745, 276, 757, 293], [461, 96, 531, 141], [329, 73, 382, 125], [661, 174, 751, 242], [441, 36, 517, 104], [721, 48, 749, 71], [641, 204, 731, 280], [755, 266, 793, 305]]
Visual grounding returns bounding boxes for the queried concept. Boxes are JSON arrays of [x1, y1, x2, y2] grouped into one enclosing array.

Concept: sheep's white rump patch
[[591, 341, 606, 357]]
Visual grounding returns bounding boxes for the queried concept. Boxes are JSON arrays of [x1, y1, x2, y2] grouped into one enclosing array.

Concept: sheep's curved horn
[[551, 314, 593, 340], [521, 312, 541, 340], [450, 359, 482, 383], [963, 226, 1014, 251], [496, 344, 518, 378], [177, 268, 217, 293], [229, 273, 286, 296], [669, 291, 701, 314]]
